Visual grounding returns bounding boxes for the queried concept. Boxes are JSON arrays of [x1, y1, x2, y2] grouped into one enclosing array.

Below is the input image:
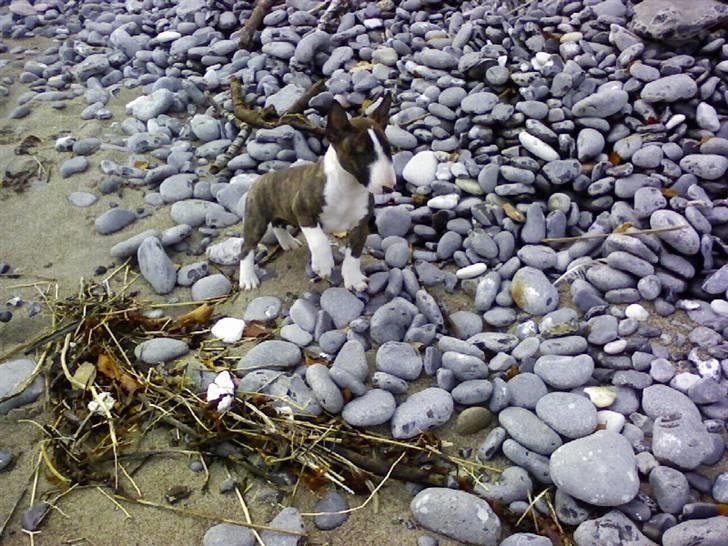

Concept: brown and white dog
[[239, 95, 396, 292]]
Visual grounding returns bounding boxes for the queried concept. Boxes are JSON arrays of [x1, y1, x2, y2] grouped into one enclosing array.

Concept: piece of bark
[[239, 0, 276, 51]]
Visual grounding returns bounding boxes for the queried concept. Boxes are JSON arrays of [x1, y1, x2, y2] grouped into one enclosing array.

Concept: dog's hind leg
[[273, 226, 303, 251]]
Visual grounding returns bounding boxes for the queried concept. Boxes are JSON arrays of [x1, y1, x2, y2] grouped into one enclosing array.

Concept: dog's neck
[[323, 144, 360, 189]]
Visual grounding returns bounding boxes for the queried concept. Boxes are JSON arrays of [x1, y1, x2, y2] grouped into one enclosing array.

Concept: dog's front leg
[[301, 224, 334, 279], [342, 206, 370, 292]]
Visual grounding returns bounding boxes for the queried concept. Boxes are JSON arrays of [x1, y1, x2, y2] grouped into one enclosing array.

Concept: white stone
[[206, 371, 235, 413], [211, 317, 246, 343], [710, 299, 728, 317], [597, 410, 625, 432], [456, 263, 487, 279], [518, 131, 560, 161], [625, 303, 649, 321], [604, 339, 627, 354], [427, 194, 459, 210], [157, 31, 181, 43], [403, 151, 438, 186], [665, 114, 686, 130], [583, 386, 617, 408]]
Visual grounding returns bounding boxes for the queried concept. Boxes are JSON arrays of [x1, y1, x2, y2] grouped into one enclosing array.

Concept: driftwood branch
[[239, 0, 276, 51], [230, 78, 326, 136], [205, 78, 327, 174]]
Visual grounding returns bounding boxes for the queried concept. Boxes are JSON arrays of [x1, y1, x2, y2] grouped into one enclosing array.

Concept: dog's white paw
[[239, 273, 260, 290], [344, 271, 368, 292], [312, 256, 334, 279], [239, 251, 259, 290]]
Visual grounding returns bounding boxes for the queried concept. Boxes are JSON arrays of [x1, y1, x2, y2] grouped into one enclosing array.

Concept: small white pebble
[[560, 31, 583, 43], [710, 299, 728, 317], [665, 114, 686, 130], [625, 303, 649, 321], [427, 193, 459, 210], [604, 338, 627, 354], [456, 263, 487, 280], [669, 372, 700, 393], [597, 410, 625, 433], [211, 317, 246, 343], [583, 386, 617, 408]]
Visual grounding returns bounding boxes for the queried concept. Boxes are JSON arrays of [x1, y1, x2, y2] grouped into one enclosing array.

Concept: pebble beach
[[1, 0, 728, 545]]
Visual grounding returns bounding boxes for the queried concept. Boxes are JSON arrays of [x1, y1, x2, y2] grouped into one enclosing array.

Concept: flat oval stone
[[391, 388, 453, 439], [499, 407, 562, 455], [342, 389, 395, 427], [411, 488, 501, 546], [550, 431, 639, 507]]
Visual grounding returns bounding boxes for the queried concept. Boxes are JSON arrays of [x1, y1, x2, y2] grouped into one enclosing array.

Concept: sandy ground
[[0, 37, 505, 546]]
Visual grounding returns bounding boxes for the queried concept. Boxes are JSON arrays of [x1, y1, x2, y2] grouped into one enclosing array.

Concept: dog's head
[[326, 95, 396, 194]]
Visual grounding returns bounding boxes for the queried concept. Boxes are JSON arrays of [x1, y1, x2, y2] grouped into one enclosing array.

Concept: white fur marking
[[342, 248, 367, 292], [319, 145, 370, 234], [367, 128, 396, 194], [239, 250, 259, 290], [302, 225, 334, 279], [273, 227, 302, 251]]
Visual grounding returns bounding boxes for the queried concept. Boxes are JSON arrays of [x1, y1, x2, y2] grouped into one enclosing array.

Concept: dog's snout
[[382, 186, 394, 194]]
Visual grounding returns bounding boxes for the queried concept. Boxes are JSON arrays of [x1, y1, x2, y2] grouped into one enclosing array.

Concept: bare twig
[[541, 224, 687, 244], [239, 0, 277, 51]]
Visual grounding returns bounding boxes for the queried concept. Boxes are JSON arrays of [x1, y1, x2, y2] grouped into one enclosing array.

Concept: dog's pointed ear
[[370, 93, 392, 129], [326, 100, 350, 143]]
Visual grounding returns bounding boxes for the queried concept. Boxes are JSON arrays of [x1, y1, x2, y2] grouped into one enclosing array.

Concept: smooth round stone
[[550, 431, 639, 507], [60, 156, 89, 178], [68, 191, 98, 207], [191, 274, 231, 301], [454, 407, 493, 435], [137, 237, 176, 294], [369, 297, 418, 344], [597, 410, 626, 432], [456, 263, 487, 279], [313, 492, 349, 530], [679, 154, 728, 180], [649, 466, 689, 514], [376, 341, 422, 381], [641, 74, 697, 103], [376, 206, 412, 238], [342, 389, 395, 427], [572, 89, 629, 117], [203, 523, 255, 546], [452, 379, 493, 405], [391, 388, 453, 439], [260, 508, 305, 545], [574, 512, 656, 546], [237, 340, 301, 371], [536, 392, 598, 439], [134, 338, 189, 364], [507, 373, 548, 409], [243, 296, 282, 321], [211, 317, 246, 343], [499, 407, 562, 455], [410, 488, 501, 546], [625, 303, 649, 321], [461, 92, 498, 114], [712, 473, 728, 503], [403, 151, 437, 186], [320, 287, 364, 329], [510, 267, 559, 315], [427, 194, 459, 209], [305, 364, 344, 414], [0, 359, 44, 415], [577, 128, 605, 161], [500, 534, 552, 546], [534, 354, 594, 389], [518, 132, 559, 161], [662, 517, 728, 546], [95, 208, 136, 234]]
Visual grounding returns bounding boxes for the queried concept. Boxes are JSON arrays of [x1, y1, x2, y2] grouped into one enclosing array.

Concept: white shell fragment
[[88, 392, 116, 415], [207, 371, 235, 413], [211, 317, 246, 343]]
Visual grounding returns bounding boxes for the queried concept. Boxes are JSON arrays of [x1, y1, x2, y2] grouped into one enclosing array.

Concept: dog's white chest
[[319, 181, 369, 234]]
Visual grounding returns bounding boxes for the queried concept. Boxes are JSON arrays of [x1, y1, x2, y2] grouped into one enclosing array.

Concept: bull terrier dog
[[238, 95, 396, 292]]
